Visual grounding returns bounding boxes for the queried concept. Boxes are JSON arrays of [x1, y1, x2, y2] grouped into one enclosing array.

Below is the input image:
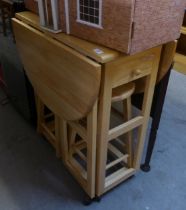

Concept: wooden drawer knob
[[133, 69, 142, 76]]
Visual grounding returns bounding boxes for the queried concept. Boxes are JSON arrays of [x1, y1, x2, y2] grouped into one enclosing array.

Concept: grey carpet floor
[[0, 70, 186, 210]]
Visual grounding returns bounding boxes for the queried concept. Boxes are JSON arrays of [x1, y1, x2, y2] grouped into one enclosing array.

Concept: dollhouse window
[[77, 0, 102, 28]]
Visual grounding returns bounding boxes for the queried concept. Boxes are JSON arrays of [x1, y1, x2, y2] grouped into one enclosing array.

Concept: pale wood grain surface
[[181, 26, 186, 35], [13, 18, 101, 121], [135, 41, 177, 94], [15, 11, 120, 64], [12, 11, 166, 198], [96, 46, 162, 196], [174, 53, 186, 74]]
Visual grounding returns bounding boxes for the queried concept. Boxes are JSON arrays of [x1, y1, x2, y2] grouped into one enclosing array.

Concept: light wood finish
[[12, 18, 101, 121], [13, 11, 164, 199], [110, 82, 135, 169], [96, 46, 162, 196], [108, 116, 143, 142], [35, 96, 61, 157], [68, 121, 87, 140], [181, 26, 186, 35], [106, 155, 128, 170], [96, 68, 113, 196], [112, 83, 135, 103], [104, 168, 135, 191], [156, 41, 177, 82], [123, 98, 132, 167], [135, 41, 177, 94], [97, 81, 136, 193], [86, 102, 98, 198], [62, 102, 98, 198], [15, 11, 170, 80], [174, 53, 186, 74], [110, 50, 155, 89], [15, 11, 120, 64]]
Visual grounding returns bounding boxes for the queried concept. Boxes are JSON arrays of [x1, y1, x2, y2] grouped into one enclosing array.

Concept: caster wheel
[[83, 195, 102, 205], [140, 164, 151, 172], [83, 196, 93, 206], [95, 196, 101, 202]]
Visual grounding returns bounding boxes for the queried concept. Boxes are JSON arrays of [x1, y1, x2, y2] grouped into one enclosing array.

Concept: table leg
[[141, 65, 172, 172], [96, 69, 112, 196]]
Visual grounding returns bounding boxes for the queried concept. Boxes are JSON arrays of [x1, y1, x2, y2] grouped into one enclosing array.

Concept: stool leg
[[55, 116, 61, 158], [35, 96, 45, 134], [68, 127, 77, 158], [123, 97, 133, 167], [59, 118, 68, 163], [60, 102, 97, 199], [133, 57, 160, 170]]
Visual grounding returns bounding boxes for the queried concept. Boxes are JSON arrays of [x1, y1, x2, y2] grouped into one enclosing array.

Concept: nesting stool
[[61, 82, 135, 200], [97, 82, 136, 190], [35, 96, 61, 158], [111, 82, 135, 168], [60, 101, 98, 199]]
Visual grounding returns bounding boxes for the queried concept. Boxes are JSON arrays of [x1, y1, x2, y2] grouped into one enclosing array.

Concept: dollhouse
[[25, 0, 186, 54]]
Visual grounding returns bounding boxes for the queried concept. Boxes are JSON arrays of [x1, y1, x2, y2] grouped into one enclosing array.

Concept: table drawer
[[106, 48, 159, 88]]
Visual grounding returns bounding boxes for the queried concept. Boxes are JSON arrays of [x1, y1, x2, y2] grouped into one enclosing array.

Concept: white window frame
[[36, 0, 61, 32], [76, 0, 103, 29]]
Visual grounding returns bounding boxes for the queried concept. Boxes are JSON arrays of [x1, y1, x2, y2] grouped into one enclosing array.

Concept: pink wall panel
[[68, 0, 134, 53], [130, 0, 186, 54], [24, 0, 38, 14]]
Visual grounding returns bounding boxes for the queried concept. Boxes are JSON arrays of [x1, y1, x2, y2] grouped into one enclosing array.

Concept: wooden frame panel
[[96, 46, 162, 196]]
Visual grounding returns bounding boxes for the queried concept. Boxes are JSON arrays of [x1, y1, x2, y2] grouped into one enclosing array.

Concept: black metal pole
[[140, 65, 172, 172]]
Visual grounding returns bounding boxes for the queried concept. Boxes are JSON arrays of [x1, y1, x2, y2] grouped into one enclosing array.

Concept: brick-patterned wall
[[183, 10, 186, 26], [68, 0, 134, 53], [24, 0, 38, 14], [24, 0, 186, 54], [130, 0, 186, 54]]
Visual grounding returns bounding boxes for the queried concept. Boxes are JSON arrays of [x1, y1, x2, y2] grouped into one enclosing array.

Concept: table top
[[13, 17, 102, 120], [15, 11, 121, 64]]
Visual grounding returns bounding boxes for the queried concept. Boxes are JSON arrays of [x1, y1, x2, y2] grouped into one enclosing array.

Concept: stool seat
[[112, 82, 135, 102]]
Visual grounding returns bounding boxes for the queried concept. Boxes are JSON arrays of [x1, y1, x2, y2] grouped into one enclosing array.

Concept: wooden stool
[[35, 96, 61, 158], [97, 81, 139, 195], [102, 82, 135, 179], [0, 0, 14, 36], [60, 83, 135, 199], [111, 82, 135, 168], [60, 101, 98, 199]]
